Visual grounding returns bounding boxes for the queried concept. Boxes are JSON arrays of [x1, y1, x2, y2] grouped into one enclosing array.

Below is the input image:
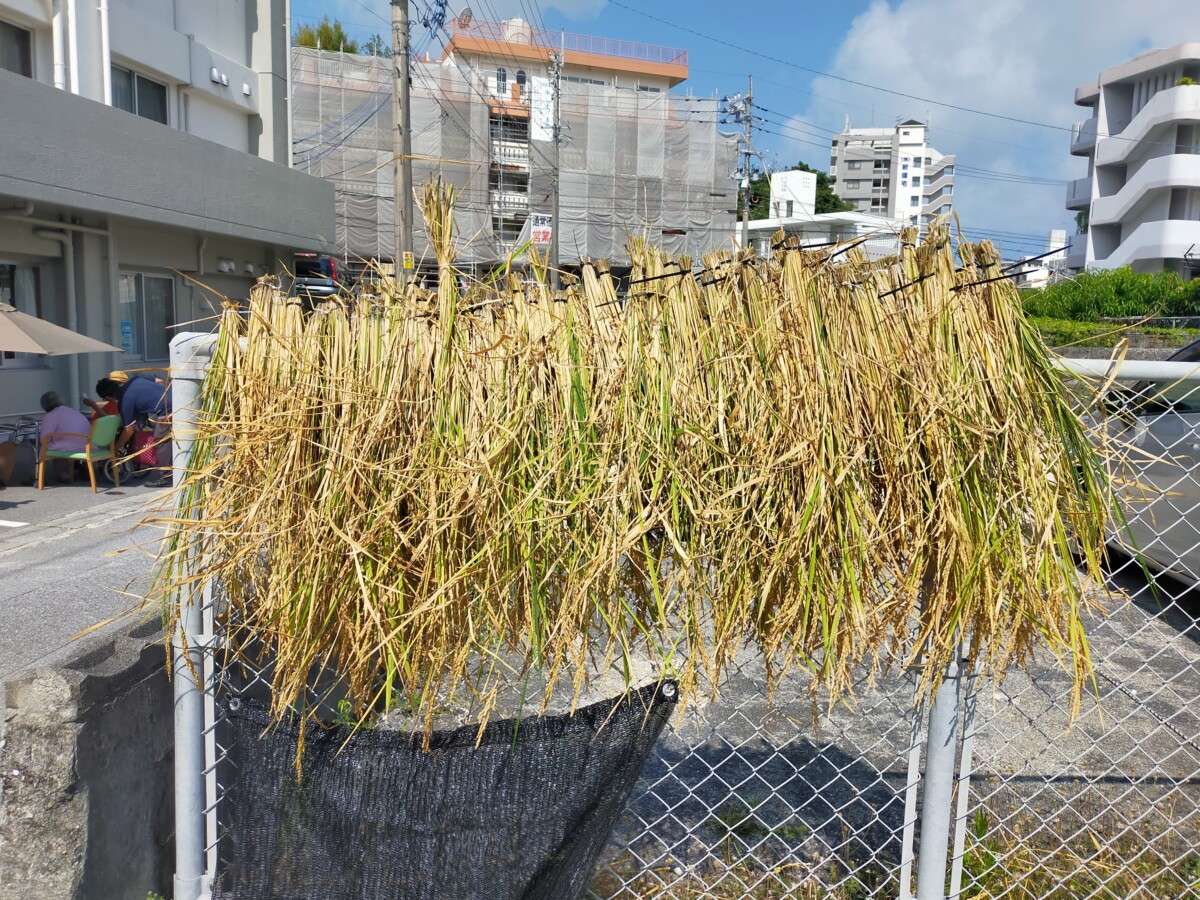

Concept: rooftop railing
[[452, 19, 688, 67]]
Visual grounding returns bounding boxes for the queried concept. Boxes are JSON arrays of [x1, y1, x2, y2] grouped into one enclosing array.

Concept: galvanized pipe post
[[915, 649, 963, 900], [171, 332, 217, 900]]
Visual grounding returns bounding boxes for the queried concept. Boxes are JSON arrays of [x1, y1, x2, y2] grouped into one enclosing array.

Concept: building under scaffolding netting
[[290, 21, 739, 279]]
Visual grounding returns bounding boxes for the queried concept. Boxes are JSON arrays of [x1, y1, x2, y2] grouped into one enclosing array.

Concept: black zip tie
[[626, 267, 694, 287], [595, 297, 623, 308], [879, 271, 935, 298], [999, 245, 1070, 272], [771, 236, 842, 251], [953, 270, 1018, 291], [823, 236, 873, 262]]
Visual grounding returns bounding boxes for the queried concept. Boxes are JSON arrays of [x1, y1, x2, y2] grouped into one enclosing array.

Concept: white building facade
[[1066, 43, 1200, 277], [0, 0, 332, 417], [828, 120, 955, 227]]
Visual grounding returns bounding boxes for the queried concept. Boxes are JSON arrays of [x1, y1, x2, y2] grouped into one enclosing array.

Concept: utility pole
[[391, 0, 413, 282], [722, 78, 756, 251], [548, 47, 563, 291], [741, 75, 753, 251]]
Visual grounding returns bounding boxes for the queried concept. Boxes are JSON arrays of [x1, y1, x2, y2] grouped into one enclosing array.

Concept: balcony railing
[[490, 190, 530, 211], [1065, 176, 1091, 210], [492, 140, 530, 168], [453, 19, 687, 67], [1071, 118, 1098, 154]]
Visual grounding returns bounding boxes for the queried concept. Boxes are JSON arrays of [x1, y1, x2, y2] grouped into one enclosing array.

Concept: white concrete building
[[0, 0, 332, 417], [1066, 43, 1200, 277], [766, 170, 817, 220], [828, 120, 955, 227]]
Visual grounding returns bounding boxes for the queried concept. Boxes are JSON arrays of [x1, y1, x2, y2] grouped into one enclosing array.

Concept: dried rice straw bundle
[[149, 198, 1112, 747]]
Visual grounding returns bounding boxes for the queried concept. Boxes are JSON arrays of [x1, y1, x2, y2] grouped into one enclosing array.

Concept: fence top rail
[[1054, 358, 1200, 382]]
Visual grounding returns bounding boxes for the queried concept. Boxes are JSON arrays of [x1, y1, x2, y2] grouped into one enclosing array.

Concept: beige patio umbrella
[[0, 303, 122, 355]]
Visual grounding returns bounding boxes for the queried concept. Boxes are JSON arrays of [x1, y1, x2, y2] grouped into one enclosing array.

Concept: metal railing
[[172, 339, 1200, 898], [452, 19, 688, 67]]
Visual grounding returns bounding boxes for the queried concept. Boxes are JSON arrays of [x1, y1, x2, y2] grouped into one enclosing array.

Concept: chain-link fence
[[171, 334, 1200, 899]]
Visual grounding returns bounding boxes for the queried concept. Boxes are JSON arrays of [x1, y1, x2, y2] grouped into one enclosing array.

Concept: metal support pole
[[915, 649, 963, 900], [549, 47, 562, 291], [741, 75, 752, 251], [171, 332, 217, 900], [948, 656, 982, 898], [391, 0, 413, 283]]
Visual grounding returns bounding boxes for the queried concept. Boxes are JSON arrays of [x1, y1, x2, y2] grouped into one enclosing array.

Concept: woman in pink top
[[40, 391, 91, 482]]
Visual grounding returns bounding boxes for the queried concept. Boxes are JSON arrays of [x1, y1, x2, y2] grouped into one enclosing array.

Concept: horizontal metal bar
[[1053, 358, 1200, 382]]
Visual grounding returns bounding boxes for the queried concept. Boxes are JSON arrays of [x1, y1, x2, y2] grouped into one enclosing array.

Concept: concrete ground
[[0, 477, 170, 681]]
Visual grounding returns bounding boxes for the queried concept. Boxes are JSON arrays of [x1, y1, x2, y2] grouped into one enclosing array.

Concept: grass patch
[[1031, 317, 1200, 350]]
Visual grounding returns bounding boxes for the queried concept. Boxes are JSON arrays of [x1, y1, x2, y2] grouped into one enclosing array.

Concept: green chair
[[38, 414, 122, 492]]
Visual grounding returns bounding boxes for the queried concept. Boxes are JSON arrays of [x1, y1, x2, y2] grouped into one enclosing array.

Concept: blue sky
[[293, 0, 1197, 260]]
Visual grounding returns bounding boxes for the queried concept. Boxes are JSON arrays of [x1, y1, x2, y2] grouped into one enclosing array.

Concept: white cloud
[[784, 0, 1196, 254]]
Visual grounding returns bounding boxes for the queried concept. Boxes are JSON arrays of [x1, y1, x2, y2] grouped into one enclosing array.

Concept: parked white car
[[1101, 338, 1200, 584]]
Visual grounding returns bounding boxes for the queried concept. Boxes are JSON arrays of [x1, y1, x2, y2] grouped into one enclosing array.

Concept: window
[[564, 75, 605, 86], [942, 165, 955, 176], [786, 200, 794, 217], [495, 67, 507, 96], [515, 69, 526, 87], [0, 20, 32, 77], [911, 196, 920, 207], [911, 158, 921, 169], [637, 85, 661, 93], [489, 114, 529, 144], [844, 180, 860, 190], [0, 262, 42, 369], [911, 176, 921, 187], [846, 160, 862, 170], [924, 156, 932, 166], [829, 157, 837, 169], [118, 273, 175, 361], [111, 66, 168, 124]]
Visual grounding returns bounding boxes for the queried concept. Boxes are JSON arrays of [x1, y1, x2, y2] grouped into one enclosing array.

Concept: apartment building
[[1066, 43, 1200, 276], [828, 120, 955, 226], [291, 16, 739, 276], [0, 0, 332, 416]]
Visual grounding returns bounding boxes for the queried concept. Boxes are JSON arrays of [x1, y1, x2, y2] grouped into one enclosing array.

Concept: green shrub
[[1022, 268, 1200, 321]]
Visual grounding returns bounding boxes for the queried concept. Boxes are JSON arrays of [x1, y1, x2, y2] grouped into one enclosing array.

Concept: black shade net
[[212, 681, 677, 900]]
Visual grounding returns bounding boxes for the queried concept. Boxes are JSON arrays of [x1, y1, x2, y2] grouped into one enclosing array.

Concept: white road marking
[[0, 520, 29, 528]]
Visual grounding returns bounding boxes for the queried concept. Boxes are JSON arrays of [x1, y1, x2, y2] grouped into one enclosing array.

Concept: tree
[[742, 161, 853, 220], [363, 33, 392, 57], [1075, 207, 1089, 234], [294, 17, 359, 54]]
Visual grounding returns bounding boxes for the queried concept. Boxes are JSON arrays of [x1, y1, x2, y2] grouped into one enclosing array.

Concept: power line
[[605, 0, 1075, 135]]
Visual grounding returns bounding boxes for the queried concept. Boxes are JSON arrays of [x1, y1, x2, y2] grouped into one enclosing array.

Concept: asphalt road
[[0, 479, 170, 681]]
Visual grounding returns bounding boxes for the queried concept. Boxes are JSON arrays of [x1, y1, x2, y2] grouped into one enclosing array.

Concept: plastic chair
[[37, 414, 122, 492]]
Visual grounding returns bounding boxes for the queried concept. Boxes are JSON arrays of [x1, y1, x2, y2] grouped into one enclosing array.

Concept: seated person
[[39, 391, 91, 483], [98, 373, 171, 486]]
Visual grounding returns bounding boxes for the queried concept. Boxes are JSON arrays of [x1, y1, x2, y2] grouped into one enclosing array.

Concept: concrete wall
[[0, 70, 332, 248], [0, 621, 174, 900]]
